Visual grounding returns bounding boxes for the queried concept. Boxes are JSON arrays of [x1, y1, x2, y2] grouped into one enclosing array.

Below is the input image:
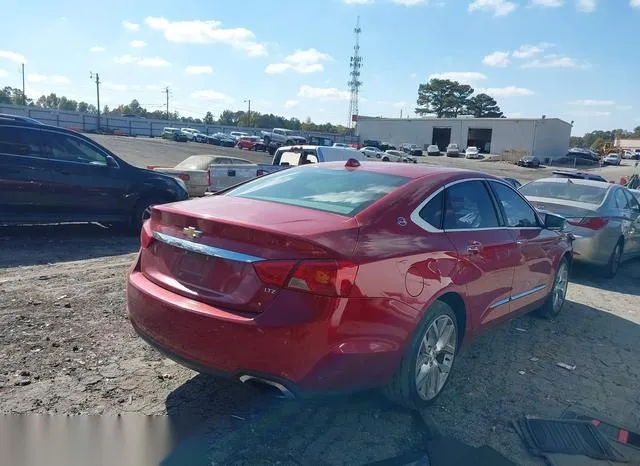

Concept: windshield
[[227, 167, 409, 215], [520, 181, 608, 204]]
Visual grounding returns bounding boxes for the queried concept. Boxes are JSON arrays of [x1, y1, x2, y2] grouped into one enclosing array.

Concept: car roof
[[317, 161, 494, 180], [532, 177, 613, 189]]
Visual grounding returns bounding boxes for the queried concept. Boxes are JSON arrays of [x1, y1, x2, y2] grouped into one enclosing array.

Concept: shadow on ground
[[162, 296, 640, 466], [569, 259, 640, 296], [0, 223, 139, 267]]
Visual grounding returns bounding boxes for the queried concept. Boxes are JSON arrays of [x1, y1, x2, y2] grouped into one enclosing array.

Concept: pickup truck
[[260, 128, 307, 146]]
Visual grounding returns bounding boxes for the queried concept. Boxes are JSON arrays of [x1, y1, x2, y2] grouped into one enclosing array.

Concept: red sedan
[[236, 136, 266, 151], [127, 160, 572, 408]]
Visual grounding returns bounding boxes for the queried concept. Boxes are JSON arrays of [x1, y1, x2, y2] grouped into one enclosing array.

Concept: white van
[[273, 145, 365, 167]]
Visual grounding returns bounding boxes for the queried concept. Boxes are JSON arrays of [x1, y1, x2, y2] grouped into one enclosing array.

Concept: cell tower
[[347, 16, 362, 130]]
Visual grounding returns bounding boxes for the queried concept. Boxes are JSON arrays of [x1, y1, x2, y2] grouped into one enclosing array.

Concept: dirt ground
[[1, 135, 639, 465]]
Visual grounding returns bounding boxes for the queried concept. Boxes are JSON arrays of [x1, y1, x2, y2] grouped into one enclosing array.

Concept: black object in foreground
[[514, 415, 625, 462]]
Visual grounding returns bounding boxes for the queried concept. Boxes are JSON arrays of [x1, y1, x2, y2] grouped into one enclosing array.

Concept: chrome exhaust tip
[[239, 375, 295, 399]]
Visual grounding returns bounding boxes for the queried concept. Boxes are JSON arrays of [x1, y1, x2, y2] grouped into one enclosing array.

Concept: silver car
[[519, 177, 640, 277]]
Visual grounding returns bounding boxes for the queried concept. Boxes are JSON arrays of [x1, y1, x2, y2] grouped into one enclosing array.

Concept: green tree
[[204, 111, 214, 124], [633, 126, 640, 137], [569, 136, 584, 148], [415, 79, 474, 117], [466, 93, 504, 118], [58, 96, 78, 111]]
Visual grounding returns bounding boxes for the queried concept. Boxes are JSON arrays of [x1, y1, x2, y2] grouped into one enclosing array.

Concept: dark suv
[[0, 114, 189, 231]]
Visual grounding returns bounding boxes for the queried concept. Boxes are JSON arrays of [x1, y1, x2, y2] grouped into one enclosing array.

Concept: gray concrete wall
[[0, 103, 358, 144]]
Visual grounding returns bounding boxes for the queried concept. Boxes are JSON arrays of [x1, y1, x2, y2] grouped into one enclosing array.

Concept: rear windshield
[[520, 181, 608, 205], [226, 167, 410, 215]]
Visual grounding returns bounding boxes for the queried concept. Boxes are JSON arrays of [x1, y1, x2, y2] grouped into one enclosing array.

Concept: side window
[[215, 157, 231, 164], [0, 127, 41, 157], [40, 132, 108, 164], [231, 158, 251, 165], [614, 189, 629, 209], [490, 181, 539, 228], [419, 190, 443, 229], [444, 181, 500, 230], [623, 190, 640, 212]]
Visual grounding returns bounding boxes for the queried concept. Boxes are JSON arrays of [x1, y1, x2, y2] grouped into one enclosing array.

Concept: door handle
[[516, 239, 525, 245], [466, 241, 482, 254]]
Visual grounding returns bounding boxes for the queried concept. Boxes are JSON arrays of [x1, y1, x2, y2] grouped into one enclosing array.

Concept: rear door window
[[444, 181, 500, 230], [418, 191, 444, 229], [0, 127, 41, 157], [489, 181, 539, 227], [227, 167, 409, 216]]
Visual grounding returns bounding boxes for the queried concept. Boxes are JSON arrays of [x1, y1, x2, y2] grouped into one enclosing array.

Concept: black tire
[[131, 196, 165, 234], [382, 300, 459, 410], [263, 136, 271, 145], [382, 157, 390, 162], [604, 239, 623, 278], [536, 257, 569, 319]]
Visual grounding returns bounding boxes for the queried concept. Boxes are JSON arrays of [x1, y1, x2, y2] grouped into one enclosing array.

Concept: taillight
[[253, 260, 297, 287], [140, 220, 154, 248], [287, 260, 358, 297], [178, 174, 190, 181], [567, 217, 609, 230]]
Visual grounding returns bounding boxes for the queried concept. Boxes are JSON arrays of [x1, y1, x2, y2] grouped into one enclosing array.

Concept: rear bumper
[[127, 265, 408, 394], [570, 230, 618, 265]]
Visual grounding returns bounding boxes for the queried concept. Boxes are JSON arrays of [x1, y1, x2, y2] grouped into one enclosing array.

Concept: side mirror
[[106, 155, 119, 168], [543, 212, 566, 231]]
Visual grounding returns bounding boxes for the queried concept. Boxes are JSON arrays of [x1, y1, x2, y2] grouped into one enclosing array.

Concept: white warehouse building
[[356, 116, 572, 160]]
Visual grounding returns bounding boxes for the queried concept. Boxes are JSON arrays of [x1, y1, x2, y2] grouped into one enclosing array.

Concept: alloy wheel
[[415, 315, 457, 401], [552, 262, 569, 313]]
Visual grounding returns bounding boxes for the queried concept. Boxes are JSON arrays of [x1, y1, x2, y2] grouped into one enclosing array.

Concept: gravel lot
[[1, 135, 639, 465]]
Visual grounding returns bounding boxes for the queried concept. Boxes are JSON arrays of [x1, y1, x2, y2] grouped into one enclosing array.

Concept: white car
[[384, 150, 417, 163], [465, 146, 481, 159], [603, 153, 621, 166], [360, 146, 385, 158], [446, 143, 460, 157], [333, 143, 351, 148], [180, 128, 200, 141], [426, 145, 441, 156], [622, 150, 634, 159]]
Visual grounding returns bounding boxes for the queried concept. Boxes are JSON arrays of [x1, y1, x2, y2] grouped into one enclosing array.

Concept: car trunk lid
[[527, 196, 603, 232]]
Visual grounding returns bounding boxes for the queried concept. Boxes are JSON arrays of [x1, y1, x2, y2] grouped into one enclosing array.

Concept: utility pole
[[244, 99, 251, 127], [21, 64, 25, 105], [90, 72, 101, 131], [163, 87, 170, 120], [400, 109, 403, 119]]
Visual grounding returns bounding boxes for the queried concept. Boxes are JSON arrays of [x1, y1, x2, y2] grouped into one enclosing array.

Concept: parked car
[[379, 142, 396, 151], [385, 150, 417, 163], [426, 145, 441, 156], [363, 139, 380, 148], [402, 143, 422, 156], [503, 177, 522, 189], [180, 128, 201, 141], [551, 170, 607, 182], [272, 145, 366, 168], [465, 146, 481, 159], [307, 136, 334, 147], [209, 133, 236, 147], [161, 127, 188, 142], [150, 155, 214, 197], [333, 143, 351, 148], [261, 128, 306, 146], [603, 153, 621, 166], [446, 143, 460, 157], [622, 150, 634, 159], [229, 131, 250, 141], [128, 162, 572, 409], [520, 177, 640, 277], [0, 114, 188, 231], [518, 155, 541, 168], [236, 136, 267, 152], [555, 150, 600, 167], [361, 146, 385, 159], [194, 132, 209, 144]]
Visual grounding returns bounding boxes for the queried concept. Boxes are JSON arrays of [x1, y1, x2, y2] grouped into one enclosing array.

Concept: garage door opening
[[467, 128, 492, 153], [432, 128, 451, 151]]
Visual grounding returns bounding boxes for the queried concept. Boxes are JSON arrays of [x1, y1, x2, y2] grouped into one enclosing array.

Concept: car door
[[621, 189, 640, 256], [488, 180, 557, 312], [0, 126, 58, 221], [442, 179, 519, 329], [38, 129, 130, 220]]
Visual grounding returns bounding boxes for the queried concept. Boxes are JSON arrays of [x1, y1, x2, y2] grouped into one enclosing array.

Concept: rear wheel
[[536, 257, 569, 319], [382, 157, 390, 162], [382, 301, 458, 409], [604, 239, 623, 278], [131, 196, 165, 233], [263, 136, 271, 145]]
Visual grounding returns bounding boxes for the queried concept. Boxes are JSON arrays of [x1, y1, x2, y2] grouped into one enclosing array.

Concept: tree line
[[570, 127, 640, 151], [416, 79, 505, 118]]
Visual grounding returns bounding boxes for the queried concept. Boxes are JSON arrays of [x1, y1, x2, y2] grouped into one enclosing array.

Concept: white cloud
[[130, 40, 147, 48], [572, 110, 611, 117], [0, 50, 26, 63], [122, 20, 140, 31], [477, 86, 534, 96], [284, 99, 300, 108], [185, 65, 213, 75], [265, 48, 332, 74], [531, 0, 563, 7], [0, 69, 8, 78], [468, 0, 517, 16], [144, 16, 267, 57], [392, 0, 427, 5], [89, 46, 105, 53], [631, 0, 640, 8], [576, 0, 596, 11], [569, 99, 614, 106], [298, 85, 350, 101], [27, 73, 70, 84], [393, 101, 408, 108], [482, 51, 510, 67], [103, 82, 130, 92], [114, 55, 170, 67], [512, 42, 554, 59], [191, 90, 233, 102], [428, 71, 487, 84], [521, 54, 577, 68]]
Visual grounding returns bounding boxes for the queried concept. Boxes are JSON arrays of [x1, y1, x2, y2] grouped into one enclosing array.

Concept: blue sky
[[1, 0, 639, 135]]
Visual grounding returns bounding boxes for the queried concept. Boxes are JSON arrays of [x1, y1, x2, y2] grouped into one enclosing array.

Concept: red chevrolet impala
[[127, 160, 572, 408]]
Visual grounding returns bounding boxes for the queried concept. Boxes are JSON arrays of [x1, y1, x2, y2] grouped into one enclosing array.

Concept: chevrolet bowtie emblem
[[182, 227, 203, 239]]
